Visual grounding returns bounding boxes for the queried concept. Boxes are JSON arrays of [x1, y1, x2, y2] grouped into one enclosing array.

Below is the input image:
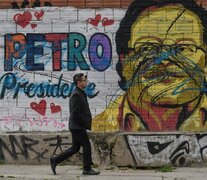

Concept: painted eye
[[134, 43, 159, 57], [134, 43, 150, 52], [179, 47, 185, 51], [140, 45, 152, 53], [140, 45, 155, 56], [176, 45, 196, 55]]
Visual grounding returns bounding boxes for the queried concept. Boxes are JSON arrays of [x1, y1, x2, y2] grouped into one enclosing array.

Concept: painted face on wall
[[123, 4, 207, 107]]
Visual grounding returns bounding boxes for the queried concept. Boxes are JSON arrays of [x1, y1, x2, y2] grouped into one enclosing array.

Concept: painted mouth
[[141, 62, 186, 81]]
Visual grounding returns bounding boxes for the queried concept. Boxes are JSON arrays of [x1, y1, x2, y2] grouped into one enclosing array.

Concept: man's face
[[123, 4, 207, 107], [77, 75, 88, 89]]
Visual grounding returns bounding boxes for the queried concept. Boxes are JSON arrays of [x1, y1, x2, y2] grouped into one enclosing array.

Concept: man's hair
[[73, 73, 86, 85], [116, 0, 207, 91]]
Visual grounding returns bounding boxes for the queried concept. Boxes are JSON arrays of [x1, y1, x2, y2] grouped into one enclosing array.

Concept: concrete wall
[[112, 133, 207, 167], [0, 0, 207, 167], [1, 133, 207, 167], [0, 132, 101, 165]]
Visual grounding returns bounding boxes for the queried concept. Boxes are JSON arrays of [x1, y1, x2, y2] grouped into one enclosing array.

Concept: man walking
[[50, 73, 100, 175]]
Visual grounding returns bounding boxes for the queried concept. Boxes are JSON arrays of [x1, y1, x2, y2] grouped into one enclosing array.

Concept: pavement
[[0, 164, 207, 180]]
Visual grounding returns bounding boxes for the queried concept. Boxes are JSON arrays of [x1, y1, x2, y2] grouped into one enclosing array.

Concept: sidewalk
[[0, 165, 207, 180]]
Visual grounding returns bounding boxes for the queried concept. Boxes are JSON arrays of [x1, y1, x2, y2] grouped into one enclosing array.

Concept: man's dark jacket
[[69, 86, 92, 130]]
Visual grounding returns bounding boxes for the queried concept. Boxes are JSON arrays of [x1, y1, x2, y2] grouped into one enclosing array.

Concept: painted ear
[[119, 54, 125, 64], [124, 113, 135, 132]]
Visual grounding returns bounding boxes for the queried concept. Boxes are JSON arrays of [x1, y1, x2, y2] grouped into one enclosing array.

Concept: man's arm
[[70, 94, 86, 125]]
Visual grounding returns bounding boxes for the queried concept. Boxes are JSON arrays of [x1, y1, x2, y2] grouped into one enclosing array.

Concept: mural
[[0, 0, 207, 133], [0, 0, 207, 167], [92, 0, 207, 132]]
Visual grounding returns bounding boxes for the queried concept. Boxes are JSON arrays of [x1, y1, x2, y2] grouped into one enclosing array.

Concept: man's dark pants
[[54, 129, 92, 171]]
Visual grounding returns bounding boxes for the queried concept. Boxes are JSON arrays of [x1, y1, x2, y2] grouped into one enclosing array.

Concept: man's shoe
[[50, 157, 57, 175], [82, 169, 100, 175]]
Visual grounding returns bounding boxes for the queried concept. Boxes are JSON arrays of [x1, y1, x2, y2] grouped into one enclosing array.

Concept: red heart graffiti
[[13, 11, 32, 28], [34, 10, 44, 20], [31, 23, 37, 29], [87, 14, 101, 27], [30, 100, 47, 116], [102, 17, 114, 26], [50, 103, 62, 114]]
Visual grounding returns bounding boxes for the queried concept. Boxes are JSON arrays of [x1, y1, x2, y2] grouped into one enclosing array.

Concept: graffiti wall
[[0, 5, 123, 132], [0, 133, 87, 164], [0, 0, 207, 133], [110, 133, 207, 167]]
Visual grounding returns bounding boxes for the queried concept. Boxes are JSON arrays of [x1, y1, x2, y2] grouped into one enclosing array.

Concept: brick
[[43, 9, 60, 22], [16, 22, 35, 33], [175, 20, 193, 33], [68, 0, 86, 8], [111, 32, 117, 46], [0, 1, 13, 9], [104, 0, 121, 8], [34, 22, 52, 33], [4, 99, 18, 111], [7, 9, 24, 21], [96, 8, 113, 21], [0, 9, 7, 21], [78, 8, 96, 22], [69, 22, 87, 34], [104, 20, 119, 33], [60, 7, 78, 22], [52, 21, 69, 32], [0, 21, 16, 34], [86, 24, 105, 36], [0, 0, 147, 9], [121, 0, 133, 8], [28, 9, 44, 21], [113, 8, 126, 21], [0, 49, 4, 70], [86, 0, 103, 8], [49, 0, 68, 7], [0, 49, 5, 64]]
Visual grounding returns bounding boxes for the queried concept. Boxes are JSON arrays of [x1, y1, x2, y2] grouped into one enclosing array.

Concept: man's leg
[[75, 130, 92, 170], [55, 131, 80, 163], [75, 130, 100, 175], [50, 131, 80, 174]]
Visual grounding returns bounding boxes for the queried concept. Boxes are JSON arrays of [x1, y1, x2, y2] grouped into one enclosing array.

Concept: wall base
[[1, 132, 207, 167]]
